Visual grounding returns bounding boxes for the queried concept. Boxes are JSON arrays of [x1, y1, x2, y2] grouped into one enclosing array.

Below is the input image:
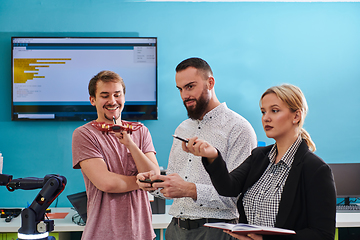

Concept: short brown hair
[[176, 57, 213, 80], [88, 70, 126, 97]]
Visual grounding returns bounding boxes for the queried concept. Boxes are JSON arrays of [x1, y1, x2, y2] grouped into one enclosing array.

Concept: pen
[[172, 135, 189, 143]]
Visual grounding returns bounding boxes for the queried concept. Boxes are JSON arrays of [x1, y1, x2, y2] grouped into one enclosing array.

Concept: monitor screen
[[11, 37, 157, 121], [328, 163, 360, 199], [67, 191, 87, 223]]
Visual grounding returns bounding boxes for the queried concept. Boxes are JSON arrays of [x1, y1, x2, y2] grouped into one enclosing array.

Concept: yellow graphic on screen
[[14, 58, 71, 83]]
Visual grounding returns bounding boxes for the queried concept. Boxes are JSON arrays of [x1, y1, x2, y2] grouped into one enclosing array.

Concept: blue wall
[[0, 1, 360, 207]]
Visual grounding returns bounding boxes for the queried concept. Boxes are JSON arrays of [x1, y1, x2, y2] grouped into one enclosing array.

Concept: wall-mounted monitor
[[11, 37, 157, 121]]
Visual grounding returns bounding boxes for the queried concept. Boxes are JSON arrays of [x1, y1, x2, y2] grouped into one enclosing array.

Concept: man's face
[[90, 80, 125, 123], [175, 67, 211, 120]]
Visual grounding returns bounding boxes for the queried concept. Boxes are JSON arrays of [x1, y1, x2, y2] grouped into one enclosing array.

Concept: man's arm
[[126, 144, 160, 175], [80, 129, 159, 194], [80, 158, 139, 193], [152, 173, 197, 199], [116, 130, 160, 175]]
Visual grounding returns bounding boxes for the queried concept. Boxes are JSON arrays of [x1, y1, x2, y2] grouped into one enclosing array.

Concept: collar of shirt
[[268, 135, 303, 167], [196, 102, 227, 123]]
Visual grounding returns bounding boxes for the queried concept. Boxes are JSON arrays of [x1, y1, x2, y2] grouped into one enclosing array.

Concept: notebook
[[67, 191, 87, 223]]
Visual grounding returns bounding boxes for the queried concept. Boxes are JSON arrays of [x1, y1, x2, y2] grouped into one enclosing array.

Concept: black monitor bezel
[[11, 36, 158, 121], [328, 163, 360, 199]]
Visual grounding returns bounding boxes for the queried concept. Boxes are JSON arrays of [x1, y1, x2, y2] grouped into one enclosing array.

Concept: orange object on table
[[46, 212, 69, 219]]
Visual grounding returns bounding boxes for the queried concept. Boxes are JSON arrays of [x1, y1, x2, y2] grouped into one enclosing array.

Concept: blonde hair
[[260, 84, 316, 152]]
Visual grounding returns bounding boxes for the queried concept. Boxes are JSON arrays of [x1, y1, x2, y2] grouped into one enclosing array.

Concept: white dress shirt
[[160, 103, 257, 220]]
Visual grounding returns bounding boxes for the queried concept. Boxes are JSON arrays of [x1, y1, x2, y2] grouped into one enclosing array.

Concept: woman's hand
[[224, 231, 263, 240]]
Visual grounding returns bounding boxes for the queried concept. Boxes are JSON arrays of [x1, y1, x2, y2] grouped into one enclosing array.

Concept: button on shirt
[[242, 135, 302, 227], [159, 103, 257, 220]]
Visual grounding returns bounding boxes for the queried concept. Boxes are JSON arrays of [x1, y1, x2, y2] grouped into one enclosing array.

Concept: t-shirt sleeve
[[139, 125, 156, 155], [72, 126, 103, 169]]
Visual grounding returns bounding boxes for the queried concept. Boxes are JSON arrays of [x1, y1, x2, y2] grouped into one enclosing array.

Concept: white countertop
[[0, 206, 173, 232], [2, 207, 358, 233]]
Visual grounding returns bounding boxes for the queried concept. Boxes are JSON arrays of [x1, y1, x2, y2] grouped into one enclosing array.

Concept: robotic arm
[[0, 174, 67, 240]]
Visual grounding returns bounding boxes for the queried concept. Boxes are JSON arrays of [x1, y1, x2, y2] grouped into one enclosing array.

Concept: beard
[[184, 86, 210, 120]]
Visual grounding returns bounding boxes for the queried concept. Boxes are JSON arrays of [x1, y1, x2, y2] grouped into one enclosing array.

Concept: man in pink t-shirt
[[72, 70, 160, 240]]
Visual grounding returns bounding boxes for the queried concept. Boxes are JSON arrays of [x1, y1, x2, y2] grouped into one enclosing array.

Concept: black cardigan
[[203, 141, 336, 240]]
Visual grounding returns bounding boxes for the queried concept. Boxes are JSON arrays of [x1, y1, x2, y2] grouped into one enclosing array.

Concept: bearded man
[[137, 58, 257, 240]]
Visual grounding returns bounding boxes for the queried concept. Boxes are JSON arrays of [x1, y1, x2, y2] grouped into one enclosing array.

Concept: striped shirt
[[242, 135, 302, 227]]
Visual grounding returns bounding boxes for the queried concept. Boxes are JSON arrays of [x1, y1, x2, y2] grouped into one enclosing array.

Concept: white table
[[0, 207, 172, 240], [152, 206, 172, 240], [336, 211, 360, 228], [3, 208, 357, 240]]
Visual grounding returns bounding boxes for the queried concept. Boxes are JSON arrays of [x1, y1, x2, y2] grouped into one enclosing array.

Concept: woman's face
[[260, 93, 298, 142]]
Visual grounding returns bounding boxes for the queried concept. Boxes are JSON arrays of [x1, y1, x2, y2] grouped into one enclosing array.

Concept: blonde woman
[[183, 84, 336, 240]]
